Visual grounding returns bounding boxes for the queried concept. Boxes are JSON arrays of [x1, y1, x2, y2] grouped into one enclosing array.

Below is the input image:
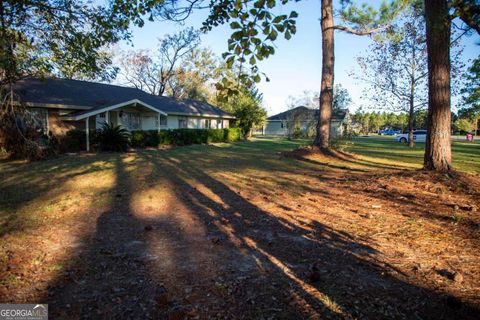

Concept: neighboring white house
[[260, 106, 350, 139], [15, 77, 234, 150]]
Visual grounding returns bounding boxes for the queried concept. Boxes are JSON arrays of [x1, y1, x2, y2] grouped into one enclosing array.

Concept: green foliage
[[202, 0, 299, 84], [450, 0, 480, 34], [454, 118, 476, 133], [97, 123, 130, 152], [207, 129, 225, 143], [230, 88, 267, 138], [128, 128, 241, 148], [352, 111, 411, 133], [169, 129, 207, 145], [332, 84, 352, 111], [0, 0, 145, 82], [412, 109, 427, 129], [459, 56, 480, 120], [63, 129, 87, 152], [339, 0, 411, 32], [130, 130, 160, 148], [224, 127, 242, 142]]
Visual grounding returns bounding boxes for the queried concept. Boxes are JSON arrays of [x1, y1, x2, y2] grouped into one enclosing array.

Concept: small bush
[[63, 129, 85, 151], [158, 130, 173, 145], [224, 128, 241, 142], [97, 123, 130, 152], [207, 129, 225, 143], [130, 130, 160, 148]]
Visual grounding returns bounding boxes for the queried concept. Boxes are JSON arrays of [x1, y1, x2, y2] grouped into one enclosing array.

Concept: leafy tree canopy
[[214, 86, 267, 138], [202, 0, 300, 88], [333, 84, 352, 111], [0, 0, 135, 83], [338, 0, 410, 35], [458, 56, 480, 120]]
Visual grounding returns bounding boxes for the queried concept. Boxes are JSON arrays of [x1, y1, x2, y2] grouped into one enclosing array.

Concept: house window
[[96, 112, 108, 129], [205, 119, 211, 129], [178, 116, 187, 128], [29, 108, 48, 133], [160, 115, 167, 126], [211, 119, 218, 129], [155, 115, 167, 127], [123, 112, 140, 130]]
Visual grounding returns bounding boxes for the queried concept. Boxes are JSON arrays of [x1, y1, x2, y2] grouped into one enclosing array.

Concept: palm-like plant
[[97, 123, 130, 152]]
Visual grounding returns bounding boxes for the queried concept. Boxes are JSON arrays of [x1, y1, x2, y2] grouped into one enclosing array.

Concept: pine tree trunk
[[314, 0, 334, 148], [423, 0, 452, 171]]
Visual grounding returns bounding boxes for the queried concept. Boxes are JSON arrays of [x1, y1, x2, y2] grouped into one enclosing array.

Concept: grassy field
[[1, 137, 479, 318], [343, 135, 480, 173]]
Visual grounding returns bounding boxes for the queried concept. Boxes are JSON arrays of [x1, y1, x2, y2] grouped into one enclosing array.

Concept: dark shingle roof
[[14, 77, 233, 118], [268, 106, 348, 121]]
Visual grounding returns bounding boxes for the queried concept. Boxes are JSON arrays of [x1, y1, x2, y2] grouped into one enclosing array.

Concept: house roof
[[62, 99, 168, 121], [268, 106, 348, 121], [14, 77, 234, 118]]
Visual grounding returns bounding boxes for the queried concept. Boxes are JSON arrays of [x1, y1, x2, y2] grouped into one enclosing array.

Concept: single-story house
[[14, 77, 235, 150], [260, 106, 350, 139]]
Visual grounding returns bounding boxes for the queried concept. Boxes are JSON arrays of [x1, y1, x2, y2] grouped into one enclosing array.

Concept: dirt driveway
[[1, 139, 479, 319]]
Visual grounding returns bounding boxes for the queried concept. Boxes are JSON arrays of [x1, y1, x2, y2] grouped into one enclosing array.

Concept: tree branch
[[333, 24, 389, 35]]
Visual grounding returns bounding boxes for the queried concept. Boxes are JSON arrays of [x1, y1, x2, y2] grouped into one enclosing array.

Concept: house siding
[[140, 112, 160, 130], [31, 107, 232, 134], [167, 115, 179, 129], [263, 119, 346, 138], [265, 121, 286, 135]]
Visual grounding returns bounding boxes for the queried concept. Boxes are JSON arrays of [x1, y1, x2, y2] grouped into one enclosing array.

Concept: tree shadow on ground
[[46, 156, 166, 318], [0, 154, 118, 237], [142, 151, 479, 319], [40, 147, 479, 319]]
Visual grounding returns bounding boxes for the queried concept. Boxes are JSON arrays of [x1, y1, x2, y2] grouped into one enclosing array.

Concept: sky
[[117, 0, 480, 116]]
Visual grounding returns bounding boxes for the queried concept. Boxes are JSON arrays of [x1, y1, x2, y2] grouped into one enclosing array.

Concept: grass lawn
[[343, 135, 480, 173], [0, 137, 479, 319]]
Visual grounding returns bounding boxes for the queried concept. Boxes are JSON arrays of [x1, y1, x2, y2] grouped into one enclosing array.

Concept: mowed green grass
[[344, 135, 480, 173]]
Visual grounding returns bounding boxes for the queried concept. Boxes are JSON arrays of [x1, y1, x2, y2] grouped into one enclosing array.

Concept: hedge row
[[62, 128, 241, 151], [130, 128, 241, 147]]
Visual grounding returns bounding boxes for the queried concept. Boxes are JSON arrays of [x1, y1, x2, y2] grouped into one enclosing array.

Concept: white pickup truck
[[396, 130, 427, 143]]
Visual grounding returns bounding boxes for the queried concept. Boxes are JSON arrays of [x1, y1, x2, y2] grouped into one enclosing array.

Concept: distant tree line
[[455, 56, 480, 136], [351, 110, 427, 134], [352, 108, 478, 136]]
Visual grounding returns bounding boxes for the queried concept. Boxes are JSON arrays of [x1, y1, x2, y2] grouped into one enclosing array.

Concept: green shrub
[[207, 129, 225, 143], [158, 130, 172, 145], [62, 129, 98, 152], [63, 127, 241, 152], [63, 129, 86, 151], [97, 123, 130, 152], [224, 128, 241, 142], [130, 130, 145, 148], [130, 130, 160, 148]]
